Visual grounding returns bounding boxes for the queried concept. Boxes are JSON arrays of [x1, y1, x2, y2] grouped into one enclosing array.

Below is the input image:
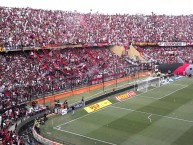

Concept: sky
[[0, 0, 193, 15]]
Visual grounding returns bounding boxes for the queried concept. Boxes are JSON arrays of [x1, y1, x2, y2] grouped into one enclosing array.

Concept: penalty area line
[[55, 106, 108, 128], [55, 78, 192, 128], [110, 105, 193, 123], [170, 83, 188, 87], [53, 127, 117, 145], [138, 95, 159, 100], [158, 84, 189, 99], [148, 114, 152, 123]]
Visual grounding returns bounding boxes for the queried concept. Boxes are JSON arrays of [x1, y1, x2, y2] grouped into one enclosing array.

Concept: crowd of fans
[[0, 46, 140, 144], [0, 47, 138, 112], [0, 104, 27, 145], [1, 7, 193, 49], [0, 99, 46, 144], [1, 6, 193, 144], [0, 129, 25, 145], [136, 46, 193, 64]]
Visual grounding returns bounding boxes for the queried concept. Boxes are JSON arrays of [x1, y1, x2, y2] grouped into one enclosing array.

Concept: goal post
[[136, 79, 148, 92], [148, 77, 161, 87], [136, 77, 160, 92]]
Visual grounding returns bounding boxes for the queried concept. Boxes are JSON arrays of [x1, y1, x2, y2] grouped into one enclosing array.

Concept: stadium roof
[[0, 0, 193, 15]]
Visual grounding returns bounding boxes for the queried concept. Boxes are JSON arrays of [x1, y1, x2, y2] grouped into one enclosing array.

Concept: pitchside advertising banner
[[115, 91, 136, 102], [84, 100, 112, 113]]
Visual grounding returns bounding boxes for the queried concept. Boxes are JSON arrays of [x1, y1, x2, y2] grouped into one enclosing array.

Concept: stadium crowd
[[0, 104, 27, 145], [1, 7, 193, 48], [136, 46, 193, 64], [0, 46, 138, 144], [0, 47, 136, 112], [0, 129, 25, 145], [1, 6, 193, 144]]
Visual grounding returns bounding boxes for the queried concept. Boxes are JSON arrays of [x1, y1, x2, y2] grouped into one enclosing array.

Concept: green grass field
[[40, 77, 193, 145]]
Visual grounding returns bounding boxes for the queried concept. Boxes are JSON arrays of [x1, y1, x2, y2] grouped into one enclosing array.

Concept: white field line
[[52, 78, 192, 144], [139, 84, 188, 100], [138, 95, 160, 100], [169, 83, 188, 87], [158, 84, 188, 99], [148, 114, 152, 122], [56, 79, 190, 128], [110, 105, 193, 123], [55, 106, 109, 128], [54, 127, 117, 145]]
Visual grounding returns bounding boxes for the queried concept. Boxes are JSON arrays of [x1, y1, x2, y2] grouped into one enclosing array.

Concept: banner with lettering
[[158, 42, 186, 46], [84, 100, 112, 113], [115, 91, 136, 102]]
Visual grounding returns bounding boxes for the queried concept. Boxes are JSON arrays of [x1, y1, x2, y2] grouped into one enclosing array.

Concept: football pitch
[[40, 77, 193, 145]]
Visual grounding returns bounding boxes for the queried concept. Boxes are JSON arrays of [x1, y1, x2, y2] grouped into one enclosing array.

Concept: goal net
[[136, 77, 160, 92]]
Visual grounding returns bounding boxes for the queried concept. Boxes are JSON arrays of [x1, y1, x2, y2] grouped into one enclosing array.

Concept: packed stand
[[136, 46, 193, 64], [0, 129, 25, 145], [0, 47, 135, 111], [0, 104, 28, 145], [1, 7, 193, 49]]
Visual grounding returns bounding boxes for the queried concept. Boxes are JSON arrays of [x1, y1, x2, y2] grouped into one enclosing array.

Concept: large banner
[[84, 100, 112, 113], [158, 42, 186, 46]]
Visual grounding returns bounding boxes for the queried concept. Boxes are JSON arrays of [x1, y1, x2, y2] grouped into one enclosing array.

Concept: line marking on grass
[[51, 77, 192, 144], [55, 106, 109, 128], [110, 105, 193, 123], [53, 127, 117, 145], [169, 83, 188, 87], [138, 95, 160, 100], [158, 84, 189, 99], [148, 114, 152, 122], [55, 78, 191, 128], [132, 83, 188, 101], [139, 83, 189, 100]]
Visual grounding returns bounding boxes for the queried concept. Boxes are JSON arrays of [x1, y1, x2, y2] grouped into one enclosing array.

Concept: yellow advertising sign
[[84, 100, 112, 113]]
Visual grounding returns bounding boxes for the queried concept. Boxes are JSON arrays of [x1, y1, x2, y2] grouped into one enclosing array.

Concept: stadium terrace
[[1, 6, 193, 49], [0, 6, 193, 145]]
